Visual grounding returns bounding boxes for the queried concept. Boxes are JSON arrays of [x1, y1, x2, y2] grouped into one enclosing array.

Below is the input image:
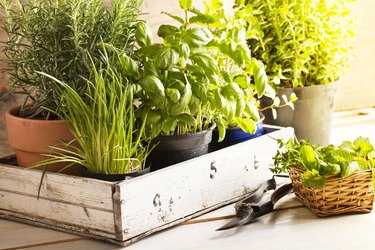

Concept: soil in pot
[[5, 106, 85, 176], [147, 125, 215, 172], [85, 166, 150, 182]]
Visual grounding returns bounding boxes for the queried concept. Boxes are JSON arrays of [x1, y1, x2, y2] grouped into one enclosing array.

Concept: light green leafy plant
[[271, 137, 375, 188], [241, 0, 357, 88], [132, 0, 276, 141], [33, 49, 151, 175], [0, 0, 140, 119]]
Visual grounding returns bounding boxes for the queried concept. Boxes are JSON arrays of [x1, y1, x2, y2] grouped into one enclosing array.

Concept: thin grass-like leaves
[[36, 51, 150, 174]]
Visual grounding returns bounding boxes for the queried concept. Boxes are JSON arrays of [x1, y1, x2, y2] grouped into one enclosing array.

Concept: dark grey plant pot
[[148, 124, 215, 172], [261, 81, 339, 146]]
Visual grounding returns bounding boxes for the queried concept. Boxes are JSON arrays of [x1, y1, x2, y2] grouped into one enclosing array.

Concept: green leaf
[[253, 62, 267, 97], [191, 52, 219, 75], [226, 82, 243, 99], [118, 53, 139, 78], [244, 102, 260, 121], [140, 75, 165, 97], [157, 25, 179, 38], [235, 99, 245, 117], [238, 118, 256, 134], [178, 113, 196, 126], [214, 90, 225, 109], [163, 117, 178, 135], [234, 44, 250, 65], [263, 84, 276, 99], [215, 117, 226, 142], [353, 137, 374, 156], [183, 27, 213, 47], [136, 45, 164, 59], [341, 161, 360, 177], [135, 22, 153, 47], [301, 170, 326, 189], [148, 122, 164, 139], [299, 145, 318, 171], [356, 157, 370, 171], [179, 43, 190, 60], [144, 110, 162, 125], [179, 0, 192, 10], [234, 74, 250, 89], [143, 60, 159, 77], [169, 82, 192, 116], [163, 35, 176, 46], [166, 88, 181, 103], [155, 47, 179, 69], [189, 13, 215, 24], [161, 12, 184, 24], [223, 100, 236, 123], [188, 95, 200, 114]]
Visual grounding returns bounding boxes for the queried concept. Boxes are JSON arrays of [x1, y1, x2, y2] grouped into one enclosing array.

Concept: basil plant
[[132, 0, 276, 141]]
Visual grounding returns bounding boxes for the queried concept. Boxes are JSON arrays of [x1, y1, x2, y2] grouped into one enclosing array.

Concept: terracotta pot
[[5, 106, 85, 176]]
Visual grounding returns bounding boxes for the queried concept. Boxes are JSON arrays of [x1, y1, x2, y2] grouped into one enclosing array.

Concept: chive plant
[[35, 50, 150, 175]]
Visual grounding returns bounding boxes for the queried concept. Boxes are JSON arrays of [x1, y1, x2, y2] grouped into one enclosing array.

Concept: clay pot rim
[[6, 105, 66, 124]]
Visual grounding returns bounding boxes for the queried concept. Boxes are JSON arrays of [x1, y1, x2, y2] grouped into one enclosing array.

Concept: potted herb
[[132, 0, 276, 170], [132, 12, 215, 170], [271, 136, 375, 216], [243, 0, 358, 145], [33, 49, 151, 181], [184, 0, 289, 150], [1, 0, 140, 171]]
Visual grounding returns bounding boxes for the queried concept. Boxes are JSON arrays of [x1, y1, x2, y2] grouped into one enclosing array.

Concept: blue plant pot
[[209, 118, 264, 151]]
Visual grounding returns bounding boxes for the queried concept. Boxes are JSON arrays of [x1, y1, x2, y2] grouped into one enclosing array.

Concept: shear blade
[[216, 213, 252, 231]]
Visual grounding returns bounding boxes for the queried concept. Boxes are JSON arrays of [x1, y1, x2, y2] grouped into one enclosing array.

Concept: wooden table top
[[1, 108, 375, 250], [1, 193, 375, 250]]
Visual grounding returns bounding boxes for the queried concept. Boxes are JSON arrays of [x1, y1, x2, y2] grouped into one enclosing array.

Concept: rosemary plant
[[35, 50, 151, 175], [0, 0, 140, 119]]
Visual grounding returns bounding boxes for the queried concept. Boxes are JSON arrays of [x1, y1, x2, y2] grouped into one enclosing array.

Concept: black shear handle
[[240, 177, 277, 205], [251, 183, 293, 217]]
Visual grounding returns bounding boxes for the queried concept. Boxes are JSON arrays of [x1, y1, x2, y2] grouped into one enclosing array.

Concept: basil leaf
[[166, 88, 181, 103], [179, 0, 192, 10], [140, 75, 165, 98], [183, 27, 213, 47], [238, 118, 256, 134], [155, 47, 179, 69], [178, 113, 196, 127], [135, 22, 153, 47], [157, 24, 179, 38], [191, 52, 219, 75], [253, 62, 267, 97], [118, 53, 139, 78]]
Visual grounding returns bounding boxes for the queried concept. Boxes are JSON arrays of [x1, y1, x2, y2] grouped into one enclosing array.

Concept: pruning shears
[[216, 176, 293, 231]]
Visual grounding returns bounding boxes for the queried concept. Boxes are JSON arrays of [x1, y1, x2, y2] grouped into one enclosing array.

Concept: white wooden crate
[[0, 126, 293, 246]]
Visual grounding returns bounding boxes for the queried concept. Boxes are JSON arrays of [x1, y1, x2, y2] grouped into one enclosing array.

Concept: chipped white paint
[[0, 126, 294, 246]]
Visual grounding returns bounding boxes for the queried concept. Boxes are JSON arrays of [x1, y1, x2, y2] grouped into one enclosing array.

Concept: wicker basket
[[288, 166, 374, 217]]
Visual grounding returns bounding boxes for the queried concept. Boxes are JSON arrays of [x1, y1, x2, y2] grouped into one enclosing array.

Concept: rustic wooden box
[[0, 126, 293, 246]]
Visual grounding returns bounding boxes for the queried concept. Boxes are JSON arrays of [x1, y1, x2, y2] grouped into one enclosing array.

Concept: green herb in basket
[[271, 137, 375, 188]]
